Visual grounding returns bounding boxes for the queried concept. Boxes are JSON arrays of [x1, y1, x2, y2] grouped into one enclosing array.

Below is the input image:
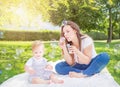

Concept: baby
[[24, 40, 64, 84]]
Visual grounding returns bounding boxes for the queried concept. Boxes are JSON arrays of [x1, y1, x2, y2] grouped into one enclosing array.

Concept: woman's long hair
[[60, 20, 86, 51]]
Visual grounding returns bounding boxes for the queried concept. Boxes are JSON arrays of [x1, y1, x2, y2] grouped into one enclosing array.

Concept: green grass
[[0, 40, 120, 84]]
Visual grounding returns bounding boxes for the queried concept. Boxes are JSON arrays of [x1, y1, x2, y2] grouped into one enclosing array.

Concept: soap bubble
[[4, 74, 8, 79], [0, 70, 2, 74], [50, 40, 58, 48], [114, 61, 120, 70], [16, 48, 24, 56], [13, 55, 19, 59], [5, 63, 12, 70], [1, 48, 7, 54], [105, 44, 110, 49], [114, 44, 120, 54], [0, 31, 4, 39], [49, 52, 55, 59]]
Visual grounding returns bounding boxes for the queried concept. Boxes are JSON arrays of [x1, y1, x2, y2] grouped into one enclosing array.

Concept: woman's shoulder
[[81, 35, 93, 42], [81, 35, 93, 49]]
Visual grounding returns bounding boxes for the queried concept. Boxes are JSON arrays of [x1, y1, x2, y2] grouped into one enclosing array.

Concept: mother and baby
[[24, 20, 110, 84]]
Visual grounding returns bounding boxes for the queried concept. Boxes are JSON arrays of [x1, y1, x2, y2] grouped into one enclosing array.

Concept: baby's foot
[[69, 72, 87, 78], [40, 80, 51, 84], [44, 80, 51, 84], [32, 79, 51, 84], [52, 78, 64, 84]]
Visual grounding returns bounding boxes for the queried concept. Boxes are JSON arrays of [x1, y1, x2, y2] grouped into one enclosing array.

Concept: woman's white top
[[74, 36, 97, 63]]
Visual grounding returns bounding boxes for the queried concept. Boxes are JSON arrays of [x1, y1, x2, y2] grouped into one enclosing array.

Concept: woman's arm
[[62, 47, 75, 65], [77, 44, 92, 64], [59, 38, 75, 65], [70, 44, 92, 65]]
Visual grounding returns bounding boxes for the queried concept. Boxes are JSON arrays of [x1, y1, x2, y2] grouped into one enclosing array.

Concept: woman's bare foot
[[69, 72, 87, 78]]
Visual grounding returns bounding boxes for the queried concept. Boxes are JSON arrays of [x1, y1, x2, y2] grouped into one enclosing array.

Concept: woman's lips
[[66, 37, 71, 41]]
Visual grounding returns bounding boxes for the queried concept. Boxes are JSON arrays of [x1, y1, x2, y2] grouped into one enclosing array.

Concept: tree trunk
[[118, 25, 120, 39], [107, 7, 112, 43]]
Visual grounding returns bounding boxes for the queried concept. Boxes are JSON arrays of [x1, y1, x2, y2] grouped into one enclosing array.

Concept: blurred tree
[[39, 0, 102, 32], [94, 0, 120, 42], [39, 0, 120, 42]]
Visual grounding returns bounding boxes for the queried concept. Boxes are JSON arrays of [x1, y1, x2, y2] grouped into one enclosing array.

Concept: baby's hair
[[32, 40, 44, 51]]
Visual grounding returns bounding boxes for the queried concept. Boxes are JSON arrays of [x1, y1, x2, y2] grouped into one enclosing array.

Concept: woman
[[55, 20, 110, 78]]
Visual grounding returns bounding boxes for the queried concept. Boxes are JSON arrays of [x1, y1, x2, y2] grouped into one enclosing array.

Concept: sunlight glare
[[15, 7, 25, 16]]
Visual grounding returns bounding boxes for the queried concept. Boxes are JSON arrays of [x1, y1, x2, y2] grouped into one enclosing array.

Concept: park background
[[0, 0, 120, 85]]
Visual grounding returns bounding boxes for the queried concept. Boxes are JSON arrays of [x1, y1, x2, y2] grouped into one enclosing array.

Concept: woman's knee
[[55, 62, 61, 71], [55, 62, 70, 75], [55, 62, 64, 74], [94, 52, 110, 65], [83, 53, 110, 76], [99, 52, 110, 62]]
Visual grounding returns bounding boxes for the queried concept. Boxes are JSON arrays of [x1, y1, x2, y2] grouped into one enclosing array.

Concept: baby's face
[[32, 46, 44, 59]]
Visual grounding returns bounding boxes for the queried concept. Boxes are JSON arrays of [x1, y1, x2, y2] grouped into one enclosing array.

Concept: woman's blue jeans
[[55, 52, 110, 76]]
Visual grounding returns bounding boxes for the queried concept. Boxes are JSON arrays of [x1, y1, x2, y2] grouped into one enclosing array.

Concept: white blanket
[[0, 61, 120, 87]]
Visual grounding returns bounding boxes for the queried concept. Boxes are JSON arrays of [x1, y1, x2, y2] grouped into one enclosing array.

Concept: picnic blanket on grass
[[0, 61, 120, 87]]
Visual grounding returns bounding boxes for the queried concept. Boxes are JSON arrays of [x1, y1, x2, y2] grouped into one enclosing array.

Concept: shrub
[[0, 30, 60, 41], [86, 31, 107, 40]]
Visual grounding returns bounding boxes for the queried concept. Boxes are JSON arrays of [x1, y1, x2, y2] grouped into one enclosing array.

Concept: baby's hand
[[45, 64, 53, 70], [29, 67, 36, 74]]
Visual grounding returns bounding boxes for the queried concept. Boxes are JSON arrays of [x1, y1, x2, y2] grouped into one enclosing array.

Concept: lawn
[[0, 40, 120, 84]]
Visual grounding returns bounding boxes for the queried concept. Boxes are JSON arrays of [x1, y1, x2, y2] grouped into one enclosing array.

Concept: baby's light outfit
[[25, 57, 53, 82]]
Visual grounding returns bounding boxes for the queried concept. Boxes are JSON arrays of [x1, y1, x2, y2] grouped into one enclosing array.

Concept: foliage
[[39, 0, 120, 42], [0, 40, 120, 84], [0, 0, 120, 41], [87, 31, 107, 40], [0, 30, 119, 41]]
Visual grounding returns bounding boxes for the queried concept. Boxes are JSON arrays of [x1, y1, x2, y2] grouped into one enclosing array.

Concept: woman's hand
[[69, 45, 79, 54], [45, 64, 53, 70], [69, 45, 92, 64], [59, 37, 75, 65]]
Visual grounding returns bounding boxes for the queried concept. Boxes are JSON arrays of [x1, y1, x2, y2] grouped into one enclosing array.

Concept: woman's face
[[63, 25, 76, 42]]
